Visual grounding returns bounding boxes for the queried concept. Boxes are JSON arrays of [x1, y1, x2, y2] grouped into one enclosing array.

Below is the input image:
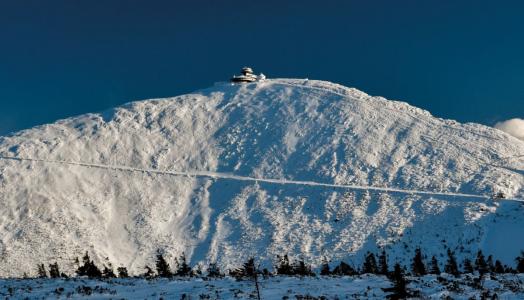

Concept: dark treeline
[[28, 249, 524, 299], [32, 249, 524, 280]]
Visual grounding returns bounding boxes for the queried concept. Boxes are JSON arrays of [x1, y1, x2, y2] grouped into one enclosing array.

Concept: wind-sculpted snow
[[0, 79, 523, 277]]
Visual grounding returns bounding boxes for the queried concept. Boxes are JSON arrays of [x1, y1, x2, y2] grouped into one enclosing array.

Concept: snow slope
[[0, 79, 523, 277]]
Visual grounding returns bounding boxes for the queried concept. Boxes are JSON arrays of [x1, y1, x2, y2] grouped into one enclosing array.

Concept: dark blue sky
[[1, 0, 523, 135]]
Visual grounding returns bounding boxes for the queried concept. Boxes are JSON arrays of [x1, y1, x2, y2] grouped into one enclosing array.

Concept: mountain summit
[[0, 79, 523, 277]]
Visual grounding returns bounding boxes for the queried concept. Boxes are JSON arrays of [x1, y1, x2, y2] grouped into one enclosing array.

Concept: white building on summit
[[230, 67, 262, 83]]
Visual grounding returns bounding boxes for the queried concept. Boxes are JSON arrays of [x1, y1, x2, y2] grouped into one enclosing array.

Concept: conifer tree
[[444, 249, 459, 277], [516, 252, 524, 273], [155, 251, 172, 278], [275, 255, 293, 275], [230, 257, 258, 279], [494, 260, 505, 274], [411, 248, 427, 276], [143, 265, 155, 279], [192, 264, 203, 277], [207, 262, 222, 278], [362, 252, 378, 274], [486, 255, 494, 273], [475, 250, 489, 276], [76, 252, 102, 278], [383, 263, 411, 299], [504, 265, 515, 273], [117, 267, 129, 278], [429, 256, 441, 275], [175, 253, 192, 277], [463, 258, 474, 274], [48, 262, 61, 278], [101, 258, 116, 278], [242, 257, 257, 278], [332, 261, 358, 276], [320, 258, 331, 276], [37, 264, 47, 278], [378, 250, 389, 275], [103, 265, 116, 278], [293, 259, 314, 276], [230, 258, 261, 300], [261, 268, 271, 278]]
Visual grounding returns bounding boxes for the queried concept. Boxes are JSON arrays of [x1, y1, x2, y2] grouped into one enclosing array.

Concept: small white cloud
[[495, 118, 524, 141]]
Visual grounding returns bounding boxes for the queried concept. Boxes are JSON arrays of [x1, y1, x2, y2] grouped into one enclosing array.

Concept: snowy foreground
[[1, 274, 523, 299]]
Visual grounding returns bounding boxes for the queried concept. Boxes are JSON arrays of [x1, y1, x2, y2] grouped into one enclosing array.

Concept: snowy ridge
[[0, 78, 523, 277]]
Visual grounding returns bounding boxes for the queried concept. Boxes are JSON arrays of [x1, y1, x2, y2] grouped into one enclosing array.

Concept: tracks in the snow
[[0, 155, 523, 203]]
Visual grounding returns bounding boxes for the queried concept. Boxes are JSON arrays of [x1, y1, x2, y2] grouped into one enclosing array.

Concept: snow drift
[[0, 79, 523, 277]]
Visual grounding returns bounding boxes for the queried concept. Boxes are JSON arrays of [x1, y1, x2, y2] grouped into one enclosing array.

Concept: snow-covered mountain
[[0, 79, 523, 277]]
